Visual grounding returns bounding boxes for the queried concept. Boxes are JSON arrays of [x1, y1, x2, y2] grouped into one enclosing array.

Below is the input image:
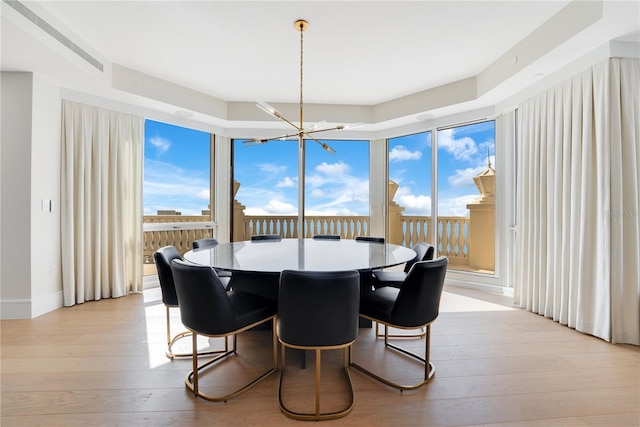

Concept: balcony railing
[[142, 215, 212, 263], [242, 215, 469, 264], [143, 214, 470, 265], [437, 216, 470, 265], [243, 215, 371, 239]]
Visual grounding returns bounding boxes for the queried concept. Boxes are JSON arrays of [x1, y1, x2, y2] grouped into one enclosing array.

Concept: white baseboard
[[143, 274, 159, 290], [1, 290, 63, 319], [1, 299, 32, 319], [445, 277, 511, 295], [32, 290, 63, 318]]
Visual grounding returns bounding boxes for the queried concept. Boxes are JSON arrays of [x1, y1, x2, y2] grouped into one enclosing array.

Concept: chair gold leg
[[278, 343, 355, 421], [375, 321, 426, 339], [351, 322, 435, 391], [315, 349, 321, 417], [184, 316, 277, 402], [166, 306, 227, 360]]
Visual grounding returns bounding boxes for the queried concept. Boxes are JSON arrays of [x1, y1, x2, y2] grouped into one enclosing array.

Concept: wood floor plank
[[470, 413, 640, 427]]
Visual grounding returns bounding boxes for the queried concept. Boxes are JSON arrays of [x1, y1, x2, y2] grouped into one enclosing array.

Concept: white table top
[[184, 238, 416, 273]]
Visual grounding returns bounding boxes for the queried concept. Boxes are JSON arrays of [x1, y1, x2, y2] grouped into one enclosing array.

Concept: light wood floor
[[1, 286, 638, 426]]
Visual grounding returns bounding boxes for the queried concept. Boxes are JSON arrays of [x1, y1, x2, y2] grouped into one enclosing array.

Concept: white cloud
[[258, 163, 286, 174], [263, 199, 297, 215], [306, 174, 330, 188], [448, 166, 483, 187], [276, 176, 296, 188], [448, 154, 495, 187], [302, 173, 370, 215], [389, 168, 407, 185], [304, 207, 361, 216], [244, 199, 297, 216], [391, 186, 479, 216], [393, 186, 431, 215], [235, 185, 289, 213], [149, 136, 171, 156], [438, 128, 478, 161], [196, 189, 210, 200], [397, 194, 432, 215], [316, 161, 349, 176], [389, 145, 422, 162], [438, 195, 478, 216], [239, 159, 371, 216], [143, 158, 211, 215]]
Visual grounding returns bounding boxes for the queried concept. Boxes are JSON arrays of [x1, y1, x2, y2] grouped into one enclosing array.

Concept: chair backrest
[[355, 236, 385, 244], [278, 270, 360, 347], [313, 234, 341, 240], [170, 259, 236, 335], [424, 244, 435, 261], [153, 245, 182, 307], [403, 242, 435, 273], [251, 234, 282, 242], [192, 238, 219, 250], [391, 257, 448, 327]]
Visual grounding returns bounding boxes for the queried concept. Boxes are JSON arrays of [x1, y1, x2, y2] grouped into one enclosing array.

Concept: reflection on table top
[[184, 238, 416, 273]]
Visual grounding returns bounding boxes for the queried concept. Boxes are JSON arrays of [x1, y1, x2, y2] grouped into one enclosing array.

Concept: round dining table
[[183, 237, 416, 273], [184, 237, 416, 341]]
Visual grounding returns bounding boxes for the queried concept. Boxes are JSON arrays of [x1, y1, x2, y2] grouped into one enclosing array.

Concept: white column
[[214, 135, 232, 243], [369, 138, 387, 239]]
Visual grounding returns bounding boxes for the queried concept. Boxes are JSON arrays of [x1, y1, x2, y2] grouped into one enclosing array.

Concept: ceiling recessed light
[[175, 110, 193, 118], [416, 113, 434, 121], [534, 73, 545, 79]]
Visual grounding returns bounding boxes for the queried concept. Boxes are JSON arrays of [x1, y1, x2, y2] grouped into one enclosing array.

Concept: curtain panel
[[61, 100, 144, 306], [515, 58, 639, 345]]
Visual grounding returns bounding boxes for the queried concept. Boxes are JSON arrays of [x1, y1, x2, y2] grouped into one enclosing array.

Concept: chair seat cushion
[[371, 270, 407, 289], [359, 286, 399, 324], [228, 291, 277, 331]]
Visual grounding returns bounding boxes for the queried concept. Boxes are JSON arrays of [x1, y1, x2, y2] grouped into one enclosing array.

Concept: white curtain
[[515, 58, 640, 345], [61, 100, 144, 306]]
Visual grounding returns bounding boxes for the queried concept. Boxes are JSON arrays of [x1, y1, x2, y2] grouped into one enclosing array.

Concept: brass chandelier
[[246, 19, 354, 153]]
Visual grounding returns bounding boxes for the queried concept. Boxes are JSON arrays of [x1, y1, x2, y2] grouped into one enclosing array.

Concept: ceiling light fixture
[[245, 19, 358, 238], [245, 19, 356, 154]]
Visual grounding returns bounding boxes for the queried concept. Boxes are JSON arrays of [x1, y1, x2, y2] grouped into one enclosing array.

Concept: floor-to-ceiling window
[[437, 120, 496, 274], [142, 119, 214, 275], [387, 121, 496, 274], [305, 139, 370, 236], [232, 138, 369, 240], [388, 131, 432, 246], [232, 138, 298, 239]]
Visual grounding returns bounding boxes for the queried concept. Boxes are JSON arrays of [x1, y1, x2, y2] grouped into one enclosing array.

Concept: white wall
[[1, 72, 33, 318], [0, 72, 62, 319], [30, 74, 62, 317]]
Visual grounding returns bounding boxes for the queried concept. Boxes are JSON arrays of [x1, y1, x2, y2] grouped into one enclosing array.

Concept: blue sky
[[143, 120, 211, 216], [233, 138, 370, 216], [144, 120, 495, 217]]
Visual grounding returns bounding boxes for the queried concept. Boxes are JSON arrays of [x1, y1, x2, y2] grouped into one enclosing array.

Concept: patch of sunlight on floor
[[142, 286, 227, 368], [439, 290, 516, 313]]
